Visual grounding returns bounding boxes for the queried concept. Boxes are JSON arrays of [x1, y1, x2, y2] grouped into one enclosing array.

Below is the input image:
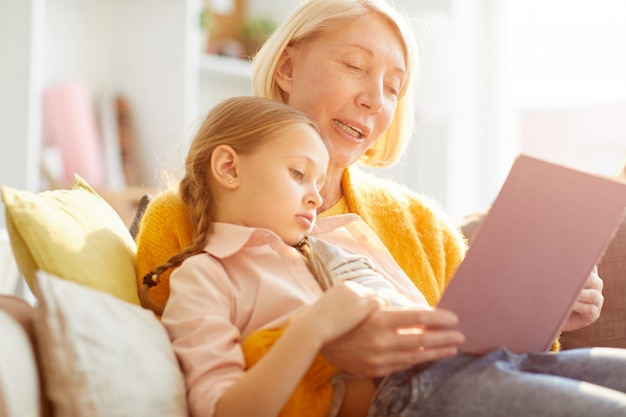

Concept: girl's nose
[[307, 187, 323, 208]]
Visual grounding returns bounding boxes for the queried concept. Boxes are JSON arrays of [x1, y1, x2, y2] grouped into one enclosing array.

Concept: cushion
[[1, 175, 140, 304], [0, 294, 52, 417], [0, 298, 43, 417], [33, 270, 188, 417]]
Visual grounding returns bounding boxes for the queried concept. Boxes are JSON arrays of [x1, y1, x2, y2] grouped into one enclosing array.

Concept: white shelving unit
[[1, 0, 199, 206], [199, 54, 252, 79], [0, 0, 43, 199]]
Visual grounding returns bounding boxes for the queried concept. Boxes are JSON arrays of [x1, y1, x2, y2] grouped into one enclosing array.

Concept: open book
[[437, 155, 626, 354]]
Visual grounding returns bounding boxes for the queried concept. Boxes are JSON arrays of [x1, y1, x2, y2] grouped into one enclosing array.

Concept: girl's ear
[[274, 46, 295, 95], [211, 144, 239, 188]]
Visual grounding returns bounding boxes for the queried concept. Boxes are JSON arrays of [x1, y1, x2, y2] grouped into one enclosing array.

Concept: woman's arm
[[214, 282, 382, 417]]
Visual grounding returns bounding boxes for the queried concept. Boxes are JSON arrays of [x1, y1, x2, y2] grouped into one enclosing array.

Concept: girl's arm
[[214, 282, 381, 417]]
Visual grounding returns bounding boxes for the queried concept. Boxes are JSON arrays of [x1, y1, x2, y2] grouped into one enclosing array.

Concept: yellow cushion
[[1, 175, 140, 304]]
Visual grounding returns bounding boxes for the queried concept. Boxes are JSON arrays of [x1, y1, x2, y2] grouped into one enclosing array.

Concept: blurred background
[[1, 0, 625, 230]]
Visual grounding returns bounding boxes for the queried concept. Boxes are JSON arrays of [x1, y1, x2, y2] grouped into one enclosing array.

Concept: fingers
[[584, 269, 603, 292], [331, 327, 464, 377], [369, 344, 460, 376], [571, 288, 604, 321], [576, 270, 604, 315], [374, 306, 460, 330], [577, 287, 604, 309], [321, 307, 465, 377], [561, 271, 605, 332]]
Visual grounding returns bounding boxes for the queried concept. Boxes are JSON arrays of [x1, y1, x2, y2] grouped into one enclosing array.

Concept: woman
[[135, 0, 603, 378]]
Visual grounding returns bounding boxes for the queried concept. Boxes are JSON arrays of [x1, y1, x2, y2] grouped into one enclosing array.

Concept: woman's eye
[[386, 85, 400, 98]]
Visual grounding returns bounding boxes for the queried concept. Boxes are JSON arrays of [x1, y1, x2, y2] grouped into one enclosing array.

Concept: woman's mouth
[[333, 119, 364, 139]]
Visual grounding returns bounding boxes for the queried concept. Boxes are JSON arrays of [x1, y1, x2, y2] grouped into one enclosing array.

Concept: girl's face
[[277, 13, 407, 170], [234, 123, 328, 246]]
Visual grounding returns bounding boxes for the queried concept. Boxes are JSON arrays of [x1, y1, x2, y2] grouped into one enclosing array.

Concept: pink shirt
[[161, 214, 427, 417]]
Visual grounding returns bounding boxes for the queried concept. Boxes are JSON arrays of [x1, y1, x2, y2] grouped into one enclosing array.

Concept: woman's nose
[[357, 78, 384, 113]]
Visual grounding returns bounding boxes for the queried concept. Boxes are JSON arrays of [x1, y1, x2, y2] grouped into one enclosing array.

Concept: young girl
[[148, 96, 429, 417]]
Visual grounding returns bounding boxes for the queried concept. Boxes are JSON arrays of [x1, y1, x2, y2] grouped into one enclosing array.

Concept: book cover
[[438, 154, 626, 354]]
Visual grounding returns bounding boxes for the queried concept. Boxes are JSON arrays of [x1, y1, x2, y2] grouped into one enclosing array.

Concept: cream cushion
[[33, 270, 188, 417], [1, 175, 140, 304], [0, 309, 40, 417]]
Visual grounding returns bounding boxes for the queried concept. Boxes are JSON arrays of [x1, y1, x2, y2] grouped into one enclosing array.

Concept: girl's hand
[[296, 281, 383, 349], [561, 265, 604, 333]]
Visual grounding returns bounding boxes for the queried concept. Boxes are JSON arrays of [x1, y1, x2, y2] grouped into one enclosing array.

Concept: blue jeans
[[367, 347, 626, 416]]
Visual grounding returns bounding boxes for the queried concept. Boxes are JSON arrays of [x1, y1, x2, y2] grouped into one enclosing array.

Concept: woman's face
[[276, 13, 407, 170]]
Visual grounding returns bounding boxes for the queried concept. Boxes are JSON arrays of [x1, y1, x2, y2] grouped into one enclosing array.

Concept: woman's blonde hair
[[252, 0, 419, 168], [140, 96, 333, 314]]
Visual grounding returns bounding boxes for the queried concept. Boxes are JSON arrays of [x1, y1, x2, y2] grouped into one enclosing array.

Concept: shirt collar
[[204, 214, 362, 259], [204, 223, 284, 259]]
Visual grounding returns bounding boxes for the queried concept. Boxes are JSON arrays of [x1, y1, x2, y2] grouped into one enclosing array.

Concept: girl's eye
[[290, 168, 305, 182]]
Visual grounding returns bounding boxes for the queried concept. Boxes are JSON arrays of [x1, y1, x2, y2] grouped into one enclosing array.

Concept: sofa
[[1, 164, 626, 417]]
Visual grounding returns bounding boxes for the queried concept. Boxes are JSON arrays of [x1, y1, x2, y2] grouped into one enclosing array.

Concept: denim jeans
[[367, 347, 626, 416]]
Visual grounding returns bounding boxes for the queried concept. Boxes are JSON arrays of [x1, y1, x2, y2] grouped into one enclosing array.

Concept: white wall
[[0, 0, 43, 193], [0, 0, 44, 228]]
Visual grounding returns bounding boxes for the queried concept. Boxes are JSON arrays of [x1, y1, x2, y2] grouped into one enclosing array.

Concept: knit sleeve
[[134, 187, 194, 308]]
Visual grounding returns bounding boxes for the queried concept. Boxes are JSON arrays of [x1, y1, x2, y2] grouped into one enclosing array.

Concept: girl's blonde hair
[[252, 0, 419, 168], [140, 96, 333, 314]]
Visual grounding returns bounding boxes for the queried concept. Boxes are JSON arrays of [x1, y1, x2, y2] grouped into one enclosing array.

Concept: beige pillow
[[0, 295, 52, 417], [33, 270, 188, 417], [1, 175, 139, 304], [0, 309, 41, 417]]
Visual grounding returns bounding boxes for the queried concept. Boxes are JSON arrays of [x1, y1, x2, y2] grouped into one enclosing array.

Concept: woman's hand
[[320, 306, 465, 377], [561, 265, 604, 333]]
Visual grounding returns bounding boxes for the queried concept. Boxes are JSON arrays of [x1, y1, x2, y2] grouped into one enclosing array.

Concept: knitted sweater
[[135, 166, 467, 307]]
